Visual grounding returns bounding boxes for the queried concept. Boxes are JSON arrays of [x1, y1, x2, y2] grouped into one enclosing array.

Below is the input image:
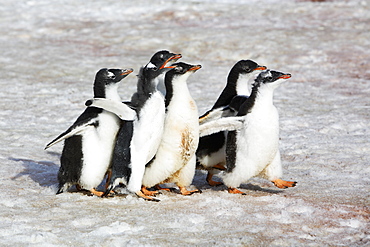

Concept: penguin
[[222, 69, 297, 194], [196, 60, 266, 186], [141, 62, 202, 197], [45, 68, 133, 196], [87, 51, 181, 200]]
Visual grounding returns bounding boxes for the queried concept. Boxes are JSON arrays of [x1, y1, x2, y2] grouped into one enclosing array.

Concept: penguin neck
[[165, 73, 191, 108], [137, 67, 158, 97], [211, 69, 239, 109], [237, 83, 274, 116], [235, 73, 253, 96], [94, 83, 120, 101]]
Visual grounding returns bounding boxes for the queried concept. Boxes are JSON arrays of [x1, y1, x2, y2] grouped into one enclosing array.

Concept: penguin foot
[[90, 188, 104, 197], [155, 184, 171, 192], [206, 173, 223, 186], [213, 164, 226, 170], [272, 179, 297, 189], [136, 191, 160, 202], [141, 186, 161, 196], [228, 187, 246, 195], [179, 186, 202, 196]]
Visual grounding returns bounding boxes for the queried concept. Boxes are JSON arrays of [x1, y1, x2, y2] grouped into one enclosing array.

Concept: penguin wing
[[228, 95, 249, 112], [199, 108, 224, 124], [199, 116, 244, 138], [199, 106, 238, 125], [44, 109, 99, 149], [85, 98, 137, 121]]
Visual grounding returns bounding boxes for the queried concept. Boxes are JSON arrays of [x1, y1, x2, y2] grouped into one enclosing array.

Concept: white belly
[[79, 111, 120, 189], [236, 107, 279, 175], [142, 98, 199, 187]]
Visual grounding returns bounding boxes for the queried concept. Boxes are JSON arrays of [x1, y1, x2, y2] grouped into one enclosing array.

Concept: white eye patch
[[107, 71, 115, 77], [261, 70, 272, 78], [146, 62, 157, 70]]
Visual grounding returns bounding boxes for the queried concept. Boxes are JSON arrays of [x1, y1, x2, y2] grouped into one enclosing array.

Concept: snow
[[1, 0, 369, 246]]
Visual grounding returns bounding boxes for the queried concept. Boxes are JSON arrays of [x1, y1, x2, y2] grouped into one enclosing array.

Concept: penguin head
[[169, 62, 202, 75], [254, 69, 291, 88], [145, 50, 182, 72], [94, 68, 133, 98], [96, 68, 133, 84], [164, 62, 201, 89], [234, 60, 267, 74]]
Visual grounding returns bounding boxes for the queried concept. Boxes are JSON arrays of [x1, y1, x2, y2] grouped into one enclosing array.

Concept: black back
[[110, 121, 134, 185]]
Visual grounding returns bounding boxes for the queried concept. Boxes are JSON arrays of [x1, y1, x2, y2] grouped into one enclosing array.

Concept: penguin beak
[[161, 54, 182, 69], [121, 68, 134, 76], [188, 65, 202, 71], [255, 65, 267, 71], [120, 68, 133, 76], [279, 73, 291, 79]]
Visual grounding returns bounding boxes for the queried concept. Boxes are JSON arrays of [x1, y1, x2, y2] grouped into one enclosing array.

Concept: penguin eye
[[244, 67, 252, 73], [266, 76, 273, 81]]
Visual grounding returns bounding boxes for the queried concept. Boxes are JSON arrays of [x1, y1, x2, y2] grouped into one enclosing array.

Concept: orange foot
[[206, 172, 223, 186], [141, 186, 161, 197], [179, 186, 201, 195], [136, 190, 160, 202], [90, 188, 104, 197], [228, 187, 246, 195], [155, 184, 172, 192], [272, 179, 297, 189]]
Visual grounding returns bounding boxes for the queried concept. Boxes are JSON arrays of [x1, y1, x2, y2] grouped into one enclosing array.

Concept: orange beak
[[188, 64, 202, 71], [121, 68, 134, 76], [279, 74, 291, 79], [160, 54, 183, 69], [255, 65, 267, 71]]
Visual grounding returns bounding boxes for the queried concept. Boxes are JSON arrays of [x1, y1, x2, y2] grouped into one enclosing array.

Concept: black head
[[95, 68, 133, 85], [145, 50, 182, 71], [254, 69, 291, 86], [164, 62, 201, 107], [168, 62, 202, 75], [94, 68, 133, 97], [233, 60, 267, 74]]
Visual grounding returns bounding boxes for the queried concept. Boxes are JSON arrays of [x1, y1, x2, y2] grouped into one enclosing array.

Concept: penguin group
[[45, 50, 297, 201]]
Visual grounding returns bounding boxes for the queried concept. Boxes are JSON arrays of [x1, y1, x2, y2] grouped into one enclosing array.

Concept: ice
[[0, 0, 369, 246]]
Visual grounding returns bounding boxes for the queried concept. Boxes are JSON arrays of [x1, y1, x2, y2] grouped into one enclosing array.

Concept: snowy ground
[[0, 0, 369, 246]]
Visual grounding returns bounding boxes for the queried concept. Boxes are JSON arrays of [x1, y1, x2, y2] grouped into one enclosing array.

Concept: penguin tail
[[56, 185, 64, 195], [102, 184, 114, 197]]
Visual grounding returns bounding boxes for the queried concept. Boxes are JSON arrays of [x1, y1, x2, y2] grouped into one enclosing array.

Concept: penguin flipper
[[199, 108, 224, 124], [199, 116, 244, 137], [45, 119, 96, 149], [85, 98, 136, 121]]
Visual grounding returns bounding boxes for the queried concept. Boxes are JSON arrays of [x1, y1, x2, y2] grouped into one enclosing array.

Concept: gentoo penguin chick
[[141, 62, 202, 197], [89, 51, 181, 200], [45, 68, 133, 196], [196, 60, 266, 186], [223, 70, 297, 194]]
